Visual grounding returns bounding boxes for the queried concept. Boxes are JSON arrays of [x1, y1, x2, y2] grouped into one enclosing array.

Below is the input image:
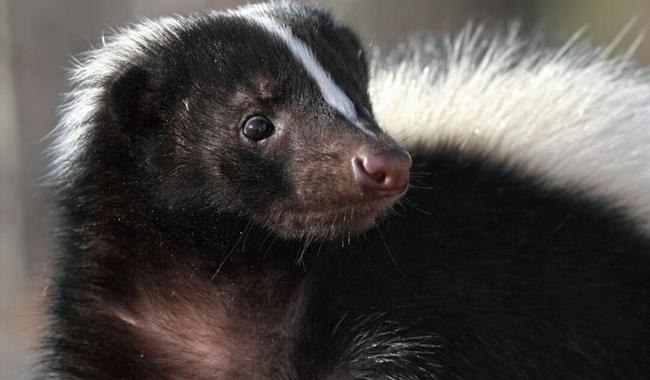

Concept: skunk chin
[[262, 196, 401, 240]]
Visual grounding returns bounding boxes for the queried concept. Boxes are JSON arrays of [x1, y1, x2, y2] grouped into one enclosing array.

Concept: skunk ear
[[109, 64, 188, 132], [110, 65, 159, 130]]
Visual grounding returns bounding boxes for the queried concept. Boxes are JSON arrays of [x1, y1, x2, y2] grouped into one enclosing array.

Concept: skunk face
[[105, 4, 411, 240]]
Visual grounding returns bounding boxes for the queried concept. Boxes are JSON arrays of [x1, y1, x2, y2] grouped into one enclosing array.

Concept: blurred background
[[1, 0, 648, 378]]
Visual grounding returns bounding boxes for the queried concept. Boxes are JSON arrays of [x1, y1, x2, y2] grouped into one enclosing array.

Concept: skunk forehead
[[47, 3, 368, 184], [233, 4, 376, 137], [235, 5, 358, 123], [370, 26, 650, 232]]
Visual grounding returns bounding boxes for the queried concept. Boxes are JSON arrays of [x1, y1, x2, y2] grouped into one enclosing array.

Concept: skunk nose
[[352, 146, 412, 197]]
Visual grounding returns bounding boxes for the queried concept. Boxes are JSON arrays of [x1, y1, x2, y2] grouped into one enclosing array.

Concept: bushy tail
[[370, 25, 650, 232]]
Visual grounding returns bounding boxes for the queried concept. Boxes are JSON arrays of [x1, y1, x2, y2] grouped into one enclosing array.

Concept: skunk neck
[[55, 161, 312, 272]]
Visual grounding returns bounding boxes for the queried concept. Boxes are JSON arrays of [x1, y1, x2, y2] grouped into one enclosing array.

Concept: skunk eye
[[242, 116, 274, 141]]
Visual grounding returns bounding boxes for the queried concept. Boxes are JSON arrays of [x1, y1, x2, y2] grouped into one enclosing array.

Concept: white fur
[[47, 16, 185, 184], [370, 26, 650, 232]]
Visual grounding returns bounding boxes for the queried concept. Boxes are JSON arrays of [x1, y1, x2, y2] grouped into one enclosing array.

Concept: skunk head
[[55, 3, 410, 240]]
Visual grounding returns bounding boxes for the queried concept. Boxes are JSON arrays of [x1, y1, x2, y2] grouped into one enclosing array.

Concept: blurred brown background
[[1, 0, 648, 378]]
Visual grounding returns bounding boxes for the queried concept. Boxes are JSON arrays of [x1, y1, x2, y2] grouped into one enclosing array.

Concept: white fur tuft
[[370, 26, 650, 232], [46, 16, 185, 185]]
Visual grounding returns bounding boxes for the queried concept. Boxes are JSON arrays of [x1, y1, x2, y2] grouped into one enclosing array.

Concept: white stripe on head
[[246, 13, 377, 138]]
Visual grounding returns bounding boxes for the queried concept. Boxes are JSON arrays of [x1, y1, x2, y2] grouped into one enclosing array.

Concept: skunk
[[41, 2, 650, 379]]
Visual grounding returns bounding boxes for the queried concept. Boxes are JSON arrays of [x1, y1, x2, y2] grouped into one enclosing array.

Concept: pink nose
[[352, 147, 412, 197]]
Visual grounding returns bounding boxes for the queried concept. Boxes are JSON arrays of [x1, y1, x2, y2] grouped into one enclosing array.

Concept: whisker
[[211, 225, 249, 281], [295, 235, 314, 266], [402, 197, 433, 216], [409, 184, 435, 190], [377, 227, 406, 277], [240, 219, 254, 252]]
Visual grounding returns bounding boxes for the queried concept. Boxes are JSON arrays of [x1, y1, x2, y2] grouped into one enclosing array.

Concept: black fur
[[299, 149, 650, 379], [41, 3, 650, 379]]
